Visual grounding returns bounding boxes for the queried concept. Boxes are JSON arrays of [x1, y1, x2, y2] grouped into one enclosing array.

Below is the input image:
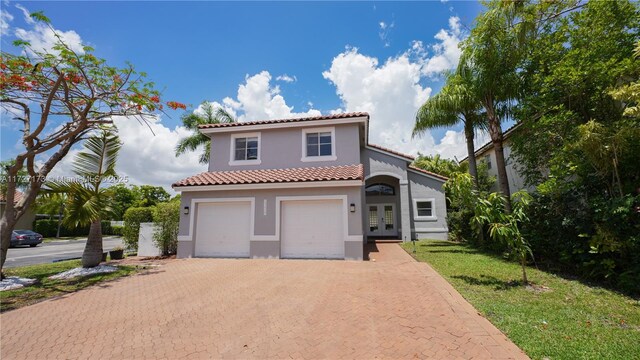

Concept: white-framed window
[[301, 127, 337, 162], [413, 198, 437, 221], [229, 132, 261, 166]]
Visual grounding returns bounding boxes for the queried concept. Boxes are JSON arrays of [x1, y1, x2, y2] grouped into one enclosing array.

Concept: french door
[[367, 204, 397, 237]]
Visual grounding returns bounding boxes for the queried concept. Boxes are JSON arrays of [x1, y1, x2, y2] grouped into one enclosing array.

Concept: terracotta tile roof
[[173, 164, 364, 187], [0, 190, 23, 204], [367, 144, 416, 160], [407, 165, 449, 181], [199, 112, 369, 129]]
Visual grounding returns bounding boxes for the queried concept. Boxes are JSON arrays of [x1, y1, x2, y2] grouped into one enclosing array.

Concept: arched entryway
[[364, 174, 401, 241]]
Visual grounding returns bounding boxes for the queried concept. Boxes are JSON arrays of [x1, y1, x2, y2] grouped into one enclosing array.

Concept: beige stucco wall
[[477, 141, 535, 195], [0, 203, 35, 230]]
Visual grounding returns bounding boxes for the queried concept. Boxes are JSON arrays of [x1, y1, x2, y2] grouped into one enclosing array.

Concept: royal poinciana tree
[[0, 12, 185, 274]]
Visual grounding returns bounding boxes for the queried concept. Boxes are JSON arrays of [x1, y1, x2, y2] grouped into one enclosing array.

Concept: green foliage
[[175, 101, 236, 164], [34, 219, 113, 237], [472, 191, 533, 283], [107, 184, 135, 220], [152, 200, 180, 256], [443, 170, 495, 243], [122, 207, 154, 250], [498, 0, 640, 293], [44, 130, 121, 228], [412, 154, 464, 178], [0, 159, 28, 193], [110, 225, 123, 237], [130, 185, 170, 207]]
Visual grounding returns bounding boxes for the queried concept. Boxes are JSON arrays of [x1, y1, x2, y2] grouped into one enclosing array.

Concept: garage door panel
[[195, 201, 251, 257], [281, 199, 344, 259]]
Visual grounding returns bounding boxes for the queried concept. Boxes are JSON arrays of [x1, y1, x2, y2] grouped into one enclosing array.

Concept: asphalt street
[[4, 237, 124, 268]]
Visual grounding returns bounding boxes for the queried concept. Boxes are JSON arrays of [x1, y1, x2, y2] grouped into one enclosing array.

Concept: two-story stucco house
[[172, 112, 448, 260], [462, 123, 536, 195]]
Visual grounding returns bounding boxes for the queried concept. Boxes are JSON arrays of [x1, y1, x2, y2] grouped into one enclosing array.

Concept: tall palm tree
[[46, 130, 121, 267], [175, 102, 236, 164], [458, 4, 524, 211], [413, 72, 485, 189]]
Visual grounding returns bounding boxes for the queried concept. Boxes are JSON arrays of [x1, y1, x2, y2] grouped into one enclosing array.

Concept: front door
[[367, 204, 397, 237]]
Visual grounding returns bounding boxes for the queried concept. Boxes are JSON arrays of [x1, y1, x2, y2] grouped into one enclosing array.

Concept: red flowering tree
[[0, 12, 185, 274]]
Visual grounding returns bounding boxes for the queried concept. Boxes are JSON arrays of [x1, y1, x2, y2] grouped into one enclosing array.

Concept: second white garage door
[[195, 201, 251, 257], [280, 199, 344, 259]]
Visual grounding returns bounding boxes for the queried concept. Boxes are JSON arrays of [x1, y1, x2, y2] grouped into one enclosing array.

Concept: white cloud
[[45, 116, 206, 193], [276, 74, 296, 83], [422, 16, 463, 76], [378, 20, 395, 47], [427, 129, 490, 161], [13, 4, 85, 56], [322, 16, 467, 158], [322, 47, 433, 156], [0, 8, 13, 36], [223, 71, 321, 121]]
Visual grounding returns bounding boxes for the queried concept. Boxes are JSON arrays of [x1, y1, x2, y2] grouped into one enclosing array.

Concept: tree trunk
[[56, 203, 63, 238], [486, 110, 512, 212], [464, 121, 480, 190], [0, 137, 76, 274], [0, 212, 17, 280], [520, 255, 528, 285], [82, 220, 104, 268]]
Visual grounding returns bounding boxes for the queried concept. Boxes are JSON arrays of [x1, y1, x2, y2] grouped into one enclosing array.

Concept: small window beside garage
[[365, 183, 395, 196], [230, 132, 261, 165], [413, 199, 436, 220], [301, 127, 336, 162]]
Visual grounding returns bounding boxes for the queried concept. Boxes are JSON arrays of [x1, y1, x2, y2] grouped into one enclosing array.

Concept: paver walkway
[[1, 244, 528, 359]]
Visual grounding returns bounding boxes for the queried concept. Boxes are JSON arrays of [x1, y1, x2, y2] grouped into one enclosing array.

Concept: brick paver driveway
[[1, 244, 527, 359]]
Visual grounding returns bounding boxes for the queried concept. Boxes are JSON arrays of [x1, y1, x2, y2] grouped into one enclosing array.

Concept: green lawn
[[1, 260, 138, 313], [402, 240, 640, 360]]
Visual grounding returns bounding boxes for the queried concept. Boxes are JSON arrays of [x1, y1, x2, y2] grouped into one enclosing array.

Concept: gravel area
[[0, 277, 36, 291], [49, 265, 118, 280]]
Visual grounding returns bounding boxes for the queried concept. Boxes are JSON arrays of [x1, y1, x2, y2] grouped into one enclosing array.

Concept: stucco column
[[399, 180, 412, 242]]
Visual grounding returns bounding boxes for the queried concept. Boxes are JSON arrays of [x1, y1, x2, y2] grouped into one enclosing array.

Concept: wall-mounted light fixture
[[183, 206, 190, 215], [349, 203, 356, 213]]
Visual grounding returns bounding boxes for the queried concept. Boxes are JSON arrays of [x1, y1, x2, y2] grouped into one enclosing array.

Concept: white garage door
[[281, 199, 344, 259], [195, 201, 251, 257]]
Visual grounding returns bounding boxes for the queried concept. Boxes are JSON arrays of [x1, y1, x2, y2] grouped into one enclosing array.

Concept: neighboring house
[[463, 123, 534, 195], [173, 112, 448, 261], [0, 190, 36, 230]]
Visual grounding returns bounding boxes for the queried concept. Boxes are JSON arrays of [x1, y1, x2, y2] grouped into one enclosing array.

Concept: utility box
[[137, 222, 161, 257]]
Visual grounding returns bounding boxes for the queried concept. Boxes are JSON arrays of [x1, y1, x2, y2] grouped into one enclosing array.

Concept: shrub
[[152, 201, 179, 256], [123, 207, 154, 250], [110, 225, 124, 236], [33, 219, 112, 237]]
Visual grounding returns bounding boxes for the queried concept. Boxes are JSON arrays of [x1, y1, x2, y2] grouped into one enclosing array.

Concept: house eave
[[173, 179, 364, 192], [199, 116, 369, 134]]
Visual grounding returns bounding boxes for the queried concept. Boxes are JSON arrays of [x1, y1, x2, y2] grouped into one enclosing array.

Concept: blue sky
[[0, 1, 487, 189]]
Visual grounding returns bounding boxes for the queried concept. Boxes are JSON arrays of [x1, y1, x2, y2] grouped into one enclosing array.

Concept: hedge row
[[34, 219, 116, 238]]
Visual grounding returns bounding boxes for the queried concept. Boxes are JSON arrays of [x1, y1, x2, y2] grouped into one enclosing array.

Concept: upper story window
[[365, 183, 395, 196], [229, 132, 261, 166], [301, 127, 337, 162]]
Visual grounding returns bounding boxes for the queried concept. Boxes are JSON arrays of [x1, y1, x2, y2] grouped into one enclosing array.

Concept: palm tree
[[175, 102, 236, 164], [458, 4, 524, 211], [413, 72, 485, 189], [46, 130, 121, 267]]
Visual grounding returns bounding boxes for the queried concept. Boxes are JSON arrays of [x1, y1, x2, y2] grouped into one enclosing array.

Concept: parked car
[[10, 230, 43, 247]]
